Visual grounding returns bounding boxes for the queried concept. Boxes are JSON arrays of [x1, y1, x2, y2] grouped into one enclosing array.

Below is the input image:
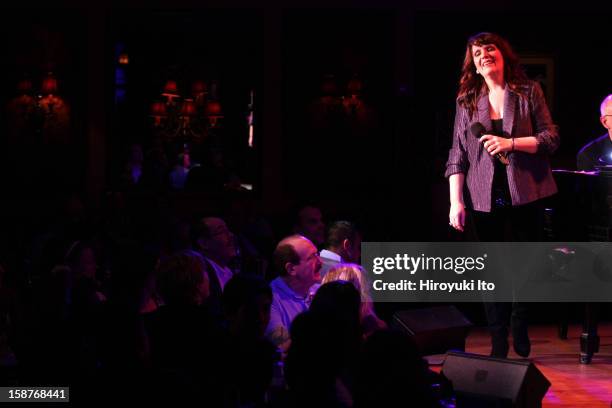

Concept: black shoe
[[513, 340, 530, 358], [512, 326, 531, 358], [511, 305, 530, 357], [490, 337, 509, 358]]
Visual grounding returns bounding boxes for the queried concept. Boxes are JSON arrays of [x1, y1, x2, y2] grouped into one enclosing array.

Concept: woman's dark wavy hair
[[457, 32, 527, 117]]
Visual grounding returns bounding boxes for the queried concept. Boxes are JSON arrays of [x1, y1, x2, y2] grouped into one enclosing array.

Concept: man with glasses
[[193, 216, 237, 317], [265, 235, 322, 350], [577, 94, 612, 171]]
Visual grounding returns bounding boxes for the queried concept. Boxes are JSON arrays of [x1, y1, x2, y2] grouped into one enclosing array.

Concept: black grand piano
[[548, 168, 612, 363]]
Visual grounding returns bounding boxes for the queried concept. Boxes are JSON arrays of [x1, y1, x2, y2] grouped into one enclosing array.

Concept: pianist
[[577, 94, 612, 171]]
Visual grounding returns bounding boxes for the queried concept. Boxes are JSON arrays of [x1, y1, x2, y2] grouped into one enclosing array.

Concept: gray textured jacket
[[445, 81, 559, 212]]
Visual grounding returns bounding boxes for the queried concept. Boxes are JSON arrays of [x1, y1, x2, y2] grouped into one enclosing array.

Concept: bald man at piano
[[577, 94, 612, 171]]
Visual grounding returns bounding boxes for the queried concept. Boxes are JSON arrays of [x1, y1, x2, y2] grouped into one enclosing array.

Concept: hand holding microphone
[[470, 122, 511, 165]]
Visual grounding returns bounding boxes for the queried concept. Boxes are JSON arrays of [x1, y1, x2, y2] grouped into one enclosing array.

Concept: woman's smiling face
[[472, 43, 505, 78]]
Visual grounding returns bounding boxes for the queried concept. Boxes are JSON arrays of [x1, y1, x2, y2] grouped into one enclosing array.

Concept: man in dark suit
[[319, 221, 361, 278], [192, 216, 237, 317]]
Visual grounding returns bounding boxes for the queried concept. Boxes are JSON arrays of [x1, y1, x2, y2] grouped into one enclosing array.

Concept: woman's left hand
[[480, 134, 512, 156]]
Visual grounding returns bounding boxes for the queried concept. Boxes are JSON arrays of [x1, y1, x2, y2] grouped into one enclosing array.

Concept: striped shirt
[[445, 81, 559, 212]]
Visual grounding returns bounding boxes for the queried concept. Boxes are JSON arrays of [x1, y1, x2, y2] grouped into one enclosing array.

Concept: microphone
[[470, 122, 509, 165]]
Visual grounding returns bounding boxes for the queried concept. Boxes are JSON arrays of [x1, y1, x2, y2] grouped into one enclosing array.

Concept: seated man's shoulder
[[269, 276, 285, 294], [583, 134, 610, 150], [577, 134, 611, 170]]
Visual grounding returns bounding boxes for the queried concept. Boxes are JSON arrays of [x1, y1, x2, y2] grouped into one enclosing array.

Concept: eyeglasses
[[210, 228, 232, 238], [302, 252, 320, 263]]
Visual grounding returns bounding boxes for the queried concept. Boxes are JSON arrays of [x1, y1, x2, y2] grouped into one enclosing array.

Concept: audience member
[[0, 262, 19, 376], [354, 330, 441, 408], [222, 274, 276, 406], [145, 251, 223, 404], [169, 151, 191, 190], [192, 216, 237, 316], [293, 205, 326, 248], [266, 235, 322, 350], [320, 221, 362, 277], [63, 240, 108, 307], [285, 281, 362, 407], [322, 263, 386, 337]]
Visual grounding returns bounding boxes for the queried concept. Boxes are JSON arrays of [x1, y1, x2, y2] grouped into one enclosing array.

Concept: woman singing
[[445, 32, 559, 358]]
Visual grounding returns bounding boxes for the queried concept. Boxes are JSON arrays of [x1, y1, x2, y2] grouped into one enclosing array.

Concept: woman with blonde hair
[[323, 263, 386, 336]]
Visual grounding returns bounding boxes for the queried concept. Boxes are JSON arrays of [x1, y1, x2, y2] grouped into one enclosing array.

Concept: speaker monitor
[[442, 351, 551, 408], [392, 305, 472, 355]]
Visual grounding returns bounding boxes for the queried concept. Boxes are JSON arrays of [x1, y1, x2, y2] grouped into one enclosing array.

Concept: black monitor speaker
[[392, 305, 473, 355], [442, 351, 551, 408]]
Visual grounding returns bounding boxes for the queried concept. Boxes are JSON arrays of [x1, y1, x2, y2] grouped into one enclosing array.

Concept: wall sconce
[[118, 52, 129, 65], [150, 101, 167, 127], [150, 79, 223, 142], [13, 72, 64, 131], [161, 80, 180, 104], [6, 71, 70, 144], [319, 73, 364, 116], [343, 74, 363, 115], [41, 72, 58, 95], [205, 100, 222, 128], [40, 72, 59, 116]]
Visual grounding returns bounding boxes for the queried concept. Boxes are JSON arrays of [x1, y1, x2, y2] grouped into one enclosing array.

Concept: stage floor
[[458, 323, 612, 407]]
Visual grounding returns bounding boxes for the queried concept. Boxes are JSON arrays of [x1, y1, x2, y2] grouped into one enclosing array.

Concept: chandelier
[[6, 72, 70, 142], [319, 73, 364, 116], [11, 72, 65, 134], [150, 79, 223, 142]]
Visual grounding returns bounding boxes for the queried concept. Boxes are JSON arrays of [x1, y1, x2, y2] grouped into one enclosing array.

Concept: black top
[[491, 119, 512, 208], [576, 134, 612, 171]]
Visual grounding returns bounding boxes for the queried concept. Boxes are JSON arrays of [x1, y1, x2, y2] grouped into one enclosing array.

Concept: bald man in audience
[[265, 235, 322, 350]]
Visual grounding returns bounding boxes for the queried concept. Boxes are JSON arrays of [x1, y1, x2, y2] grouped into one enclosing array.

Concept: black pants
[[469, 201, 544, 243], [469, 201, 544, 357]]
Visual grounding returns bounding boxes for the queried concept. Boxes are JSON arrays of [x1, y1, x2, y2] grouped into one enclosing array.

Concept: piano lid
[[553, 168, 600, 176]]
